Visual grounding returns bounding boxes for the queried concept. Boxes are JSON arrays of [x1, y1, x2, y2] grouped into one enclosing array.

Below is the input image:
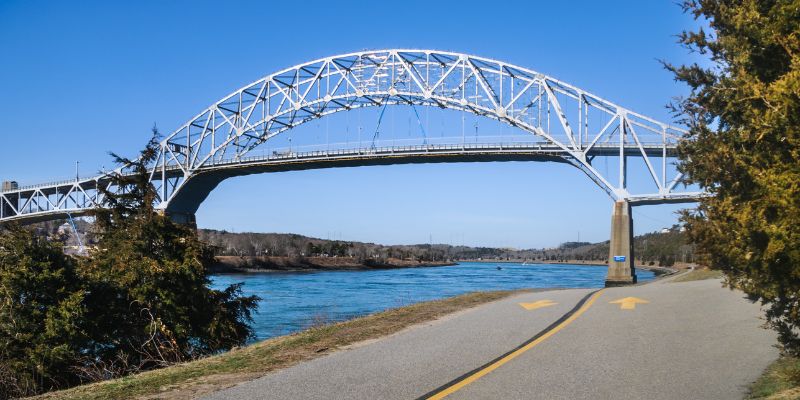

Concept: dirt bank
[[210, 256, 455, 273]]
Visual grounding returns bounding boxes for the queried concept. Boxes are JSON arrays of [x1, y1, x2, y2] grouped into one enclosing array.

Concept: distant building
[[57, 222, 72, 236], [1, 181, 18, 191]]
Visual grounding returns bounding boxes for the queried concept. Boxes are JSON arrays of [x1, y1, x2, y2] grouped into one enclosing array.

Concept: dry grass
[[671, 268, 724, 283], [749, 356, 800, 399], [32, 289, 527, 400]]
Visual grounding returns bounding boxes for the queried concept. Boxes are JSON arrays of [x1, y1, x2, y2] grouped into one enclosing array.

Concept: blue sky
[[0, 1, 705, 248]]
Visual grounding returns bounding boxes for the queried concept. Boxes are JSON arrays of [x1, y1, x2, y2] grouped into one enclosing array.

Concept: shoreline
[[459, 259, 607, 266], [457, 259, 679, 275], [209, 255, 456, 274], [211, 256, 679, 276]]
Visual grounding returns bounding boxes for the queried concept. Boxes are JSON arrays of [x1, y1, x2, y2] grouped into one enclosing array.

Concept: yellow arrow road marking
[[609, 297, 649, 310], [518, 300, 557, 310]]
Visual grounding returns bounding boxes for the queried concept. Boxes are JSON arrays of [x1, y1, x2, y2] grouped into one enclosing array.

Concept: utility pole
[[75, 161, 80, 181]]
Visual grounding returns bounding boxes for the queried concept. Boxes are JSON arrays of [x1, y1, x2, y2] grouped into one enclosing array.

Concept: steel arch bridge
[[0, 49, 704, 224]]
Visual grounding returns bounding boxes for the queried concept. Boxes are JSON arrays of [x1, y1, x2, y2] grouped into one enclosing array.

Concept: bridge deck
[[0, 142, 688, 223], [3, 142, 674, 194]]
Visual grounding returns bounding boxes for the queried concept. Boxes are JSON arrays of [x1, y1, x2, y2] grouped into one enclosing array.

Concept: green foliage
[[0, 128, 259, 397], [82, 128, 260, 372], [668, 1, 800, 353], [0, 225, 85, 397]]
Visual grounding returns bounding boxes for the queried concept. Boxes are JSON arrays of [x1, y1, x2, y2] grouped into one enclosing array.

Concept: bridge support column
[[605, 200, 637, 287]]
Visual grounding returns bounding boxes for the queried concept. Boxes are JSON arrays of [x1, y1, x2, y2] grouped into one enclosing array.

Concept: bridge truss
[[0, 49, 703, 224]]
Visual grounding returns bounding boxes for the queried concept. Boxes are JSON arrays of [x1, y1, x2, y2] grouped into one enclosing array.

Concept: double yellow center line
[[420, 289, 606, 399]]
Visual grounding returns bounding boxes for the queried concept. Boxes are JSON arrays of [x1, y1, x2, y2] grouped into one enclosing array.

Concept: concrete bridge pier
[[605, 200, 637, 286]]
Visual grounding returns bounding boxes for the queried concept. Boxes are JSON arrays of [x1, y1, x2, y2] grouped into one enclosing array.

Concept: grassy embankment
[[34, 289, 527, 400], [749, 357, 800, 399], [670, 268, 724, 282]]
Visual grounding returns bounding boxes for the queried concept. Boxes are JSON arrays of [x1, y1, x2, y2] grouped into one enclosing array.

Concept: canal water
[[209, 262, 655, 342]]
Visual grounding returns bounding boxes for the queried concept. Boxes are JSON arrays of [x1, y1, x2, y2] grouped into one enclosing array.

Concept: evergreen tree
[[0, 129, 260, 397], [82, 128, 260, 372], [0, 225, 85, 398], [667, 1, 800, 353]]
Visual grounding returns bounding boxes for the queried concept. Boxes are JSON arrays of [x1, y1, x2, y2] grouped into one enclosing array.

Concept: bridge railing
[[207, 142, 558, 166], [203, 135, 672, 165], [234, 135, 548, 159], [198, 139, 674, 169]]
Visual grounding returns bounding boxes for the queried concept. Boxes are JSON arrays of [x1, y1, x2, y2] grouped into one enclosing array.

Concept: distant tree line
[[30, 219, 696, 268], [199, 229, 456, 263], [198, 227, 695, 266]]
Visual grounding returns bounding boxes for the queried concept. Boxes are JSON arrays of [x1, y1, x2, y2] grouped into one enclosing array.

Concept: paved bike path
[[205, 277, 776, 399]]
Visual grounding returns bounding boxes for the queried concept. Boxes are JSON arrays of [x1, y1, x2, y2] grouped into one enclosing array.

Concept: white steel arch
[[0, 49, 704, 224]]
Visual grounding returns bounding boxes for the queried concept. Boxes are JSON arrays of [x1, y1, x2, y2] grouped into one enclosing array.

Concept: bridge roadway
[[0, 141, 678, 223], [203, 275, 777, 400]]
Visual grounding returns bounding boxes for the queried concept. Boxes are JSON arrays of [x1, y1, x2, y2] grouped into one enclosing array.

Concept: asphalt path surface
[[205, 275, 777, 400]]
